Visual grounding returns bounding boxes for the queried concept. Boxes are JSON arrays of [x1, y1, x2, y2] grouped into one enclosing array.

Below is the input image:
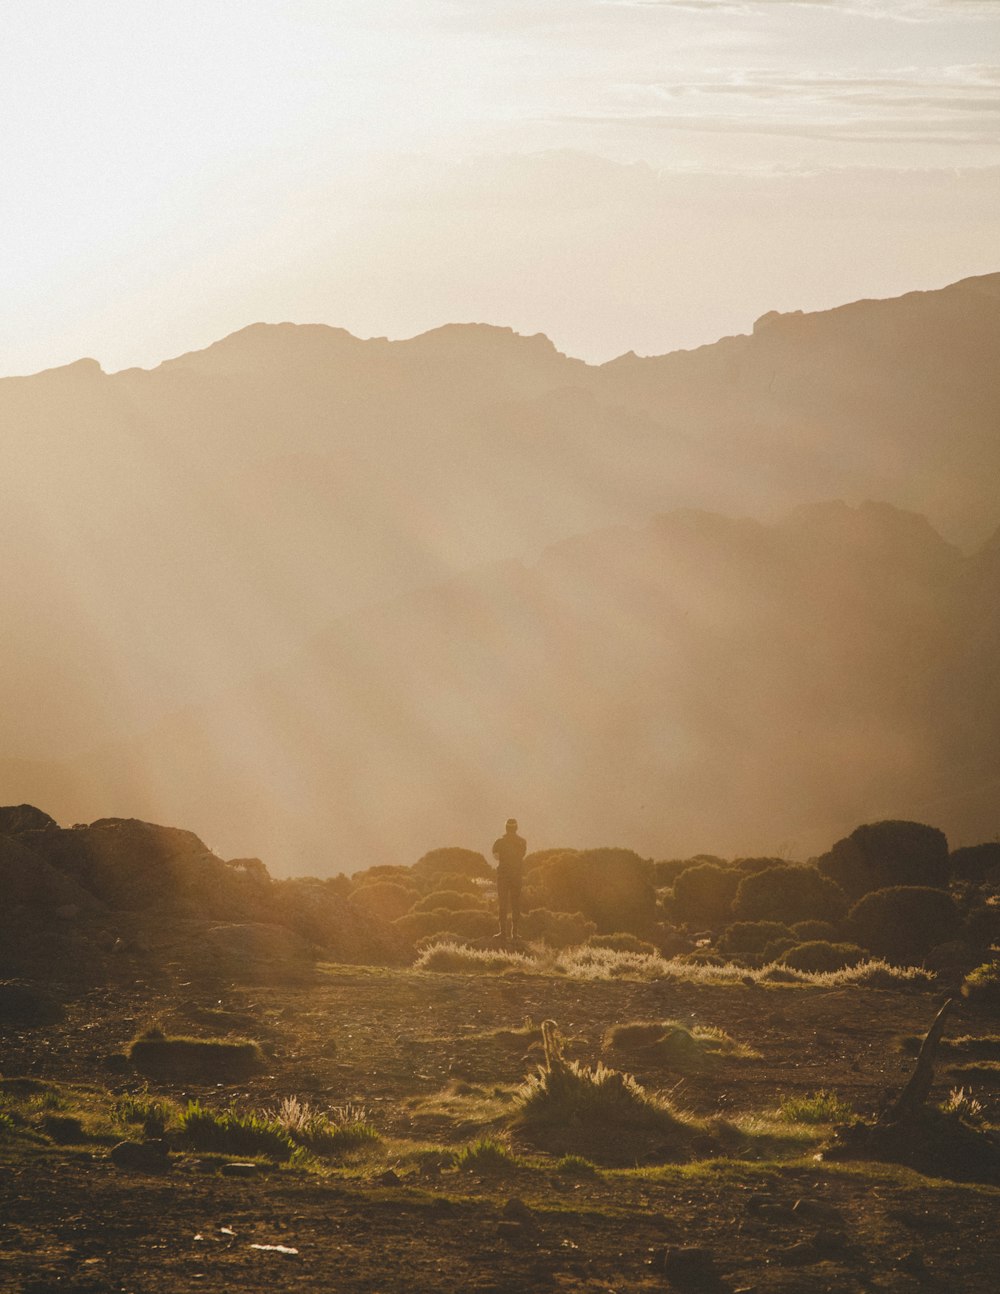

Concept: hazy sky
[[3, 0, 998, 375]]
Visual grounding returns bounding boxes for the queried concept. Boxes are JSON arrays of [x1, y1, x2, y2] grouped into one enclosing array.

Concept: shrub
[[653, 856, 724, 886], [514, 1021, 705, 1164], [717, 921, 793, 957], [733, 856, 787, 875], [554, 1153, 598, 1176], [412, 848, 491, 882], [790, 920, 840, 942], [536, 849, 656, 934], [586, 932, 657, 956], [129, 1032, 265, 1082], [413, 889, 486, 914], [950, 844, 1000, 884], [733, 865, 847, 926], [272, 1096, 379, 1155], [520, 908, 596, 948], [817, 820, 949, 902], [963, 962, 1000, 1010], [778, 1090, 853, 1124], [455, 1137, 519, 1174], [179, 1101, 294, 1160], [112, 1093, 176, 1138], [603, 1019, 756, 1071], [669, 863, 740, 927], [849, 887, 961, 963], [778, 941, 866, 973], [349, 881, 420, 922], [429, 872, 482, 896]]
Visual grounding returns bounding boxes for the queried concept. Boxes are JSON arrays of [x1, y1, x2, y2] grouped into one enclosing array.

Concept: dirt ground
[[2, 965, 1000, 1293]]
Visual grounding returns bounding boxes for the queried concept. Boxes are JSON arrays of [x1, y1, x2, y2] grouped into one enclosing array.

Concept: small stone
[[220, 1161, 259, 1177], [376, 1169, 402, 1186], [502, 1197, 534, 1224]]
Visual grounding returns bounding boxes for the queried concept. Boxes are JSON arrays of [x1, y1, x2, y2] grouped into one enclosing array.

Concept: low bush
[[950, 843, 1000, 884], [513, 1021, 706, 1164], [454, 1137, 520, 1174], [603, 1019, 757, 1071], [536, 849, 656, 934], [733, 865, 846, 925], [653, 856, 725, 886], [520, 908, 596, 948], [272, 1096, 379, 1155], [129, 1031, 265, 1082], [963, 962, 1000, 1010], [554, 1153, 598, 1176], [790, 920, 840, 942], [778, 1090, 853, 1124], [717, 921, 793, 957], [668, 862, 740, 927], [778, 941, 866, 973], [412, 848, 492, 882], [349, 881, 420, 923], [849, 887, 961, 963], [817, 820, 950, 901], [413, 889, 486, 914], [112, 1093, 176, 1138]]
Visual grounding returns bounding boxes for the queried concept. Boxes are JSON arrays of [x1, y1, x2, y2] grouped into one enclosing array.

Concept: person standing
[[493, 817, 527, 944]]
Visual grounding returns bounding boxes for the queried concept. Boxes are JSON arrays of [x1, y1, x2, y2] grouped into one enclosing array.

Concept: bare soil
[[2, 965, 999, 1292]]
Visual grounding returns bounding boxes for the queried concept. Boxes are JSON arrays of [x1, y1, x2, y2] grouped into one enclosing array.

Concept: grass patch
[[406, 1081, 514, 1139], [415, 941, 934, 988], [130, 1029, 265, 1082], [415, 942, 533, 974], [112, 1093, 177, 1138], [554, 1153, 599, 1177], [947, 1062, 1000, 1084], [454, 1137, 521, 1174], [178, 1100, 295, 1160], [513, 1021, 710, 1165], [778, 1090, 854, 1124], [271, 1096, 380, 1156], [603, 1019, 759, 1072]]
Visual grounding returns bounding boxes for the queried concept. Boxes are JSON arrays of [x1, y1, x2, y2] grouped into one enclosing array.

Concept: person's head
[[505, 818, 518, 834]]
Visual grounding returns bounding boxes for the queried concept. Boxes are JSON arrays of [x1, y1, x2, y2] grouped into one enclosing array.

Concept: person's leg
[[510, 874, 522, 943], [497, 872, 510, 941]]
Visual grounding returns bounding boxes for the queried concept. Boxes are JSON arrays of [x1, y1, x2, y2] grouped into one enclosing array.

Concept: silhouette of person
[[492, 817, 527, 944]]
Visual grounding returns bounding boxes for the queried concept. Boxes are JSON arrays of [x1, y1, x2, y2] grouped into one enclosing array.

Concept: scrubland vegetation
[[3, 805, 1000, 1290]]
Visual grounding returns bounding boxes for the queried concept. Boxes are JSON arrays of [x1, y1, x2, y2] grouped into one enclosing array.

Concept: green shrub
[[414, 889, 486, 914], [520, 908, 596, 948], [514, 1022, 704, 1164], [554, 1153, 598, 1176], [817, 820, 950, 902], [849, 887, 961, 963], [536, 849, 656, 934], [669, 863, 740, 927], [718, 921, 793, 957], [412, 848, 492, 882], [778, 941, 866, 973], [349, 881, 420, 922], [950, 844, 1000, 884], [179, 1101, 295, 1160], [653, 856, 724, 886], [733, 856, 787, 874], [791, 920, 840, 942], [733, 865, 846, 925], [778, 1090, 853, 1124], [455, 1137, 519, 1174], [586, 932, 657, 956], [272, 1096, 379, 1155], [963, 962, 1000, 1009], [129, 1032, 264, 1082], [112, 1093, 176, 1138]]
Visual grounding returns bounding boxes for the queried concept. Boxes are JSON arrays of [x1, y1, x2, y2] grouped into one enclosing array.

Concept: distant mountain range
[[2, 274, 998, 869]]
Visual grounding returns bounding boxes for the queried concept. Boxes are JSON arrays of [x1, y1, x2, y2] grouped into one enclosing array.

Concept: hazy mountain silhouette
[[8, 499, 998, 872], [2, 274, 999, 868]]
